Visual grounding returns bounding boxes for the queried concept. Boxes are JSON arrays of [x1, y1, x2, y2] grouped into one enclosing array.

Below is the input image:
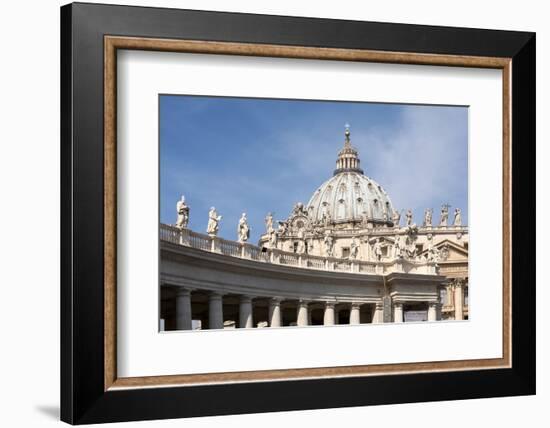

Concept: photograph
[[159, 95, 470, 331]]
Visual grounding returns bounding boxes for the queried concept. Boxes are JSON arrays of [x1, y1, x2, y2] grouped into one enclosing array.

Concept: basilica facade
[[160, 127, 468, 331]]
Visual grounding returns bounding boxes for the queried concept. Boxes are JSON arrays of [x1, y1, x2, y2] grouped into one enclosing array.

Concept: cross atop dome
[[334, 124, 364, 175]]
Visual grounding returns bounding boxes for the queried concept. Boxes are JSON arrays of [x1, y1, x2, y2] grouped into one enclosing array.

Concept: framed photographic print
[[61, 2, 535, 424]]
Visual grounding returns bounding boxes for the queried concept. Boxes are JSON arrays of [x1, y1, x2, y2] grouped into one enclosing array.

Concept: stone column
[[175, 288, 192, 330], [350, 303, 361, 325], [239, 296, 253, 328], [208, 292, 223, 329], [373, 302, 384, 324], [428, 302, 438, 321], [297, 300, 309, 326], [268, 298, 282, 327], [393, 302, 404, 323], [323, 302, 335, 325], [455, 280, 465, 320]]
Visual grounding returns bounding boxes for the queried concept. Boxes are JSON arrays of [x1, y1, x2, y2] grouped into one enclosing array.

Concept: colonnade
[[170, 287, 438, 330]]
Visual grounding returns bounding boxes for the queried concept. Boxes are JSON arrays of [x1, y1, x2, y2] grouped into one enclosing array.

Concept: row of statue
[[176, 195, 251, 242], [176, 195, 463, 251], [394, 204, 461, 227]]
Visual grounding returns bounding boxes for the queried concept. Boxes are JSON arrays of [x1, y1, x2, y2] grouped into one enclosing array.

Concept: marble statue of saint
[[278, 220, 288, 236], [453, 208, 462, 226], [237, 213, 250, 243], [405, 209, 413, 226], [295, 228, 306, 254], [323, 231, 334, 257], [440, 205, 449, 226], [393, 236, 402, 259], [268, 229, 278, 248], [175, 195, 190, 229], [206, 207, 222, 236], [350, 238, 359, 259], [308, 238, 314, 254], [373, 239, 383, 261], [424, 208, 433, 227], [265, 212, 274, 234], [392, 209, 401, 227], [427, 245, 440, 263], [324, 210, 332, 227]]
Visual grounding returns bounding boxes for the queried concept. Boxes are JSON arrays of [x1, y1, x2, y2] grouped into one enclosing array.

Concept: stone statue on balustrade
[[295, 228, 306, 254], [372, 238, 383, 261], [277, 220, 288, 236], [206, 207, 222, 236], [175, 195, 190, 229], [440, 204, 449, 226], [268, 228, 278, 248], [237, 213, 250, 243], [405, 209, 413, 226], [350, 237, 359, 259], [424, 208, 433, 227], [323, 230, 334, 257], [393, 235, 402, 259], [265, 212, 274, 234], [392, 209, 401, 227], [308, 237, 315, 254], [453, 208, 462, 226]]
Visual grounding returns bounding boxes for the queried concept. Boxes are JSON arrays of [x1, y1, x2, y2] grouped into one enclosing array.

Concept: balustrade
[[159, 224, 436, 277]]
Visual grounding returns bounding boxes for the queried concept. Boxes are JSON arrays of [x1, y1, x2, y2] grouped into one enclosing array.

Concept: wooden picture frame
[[61, 2, 535, 424]]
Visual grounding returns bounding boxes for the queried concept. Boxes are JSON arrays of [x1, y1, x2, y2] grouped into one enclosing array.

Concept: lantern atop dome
[[334, 124, 363, 175]]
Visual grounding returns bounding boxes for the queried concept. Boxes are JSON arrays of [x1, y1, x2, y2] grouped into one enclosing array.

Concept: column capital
[[239, 295, 253, 303], [176, 287, 191, 297], [209, 291, 223, 299], [269, 297, 283, 304], [350, 302, 362, 309], [393, 302, 404, 309], [324, 301, 336, 308]]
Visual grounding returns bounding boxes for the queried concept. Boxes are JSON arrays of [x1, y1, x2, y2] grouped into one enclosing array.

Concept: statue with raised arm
[[175, 195, 190, 229], [440, 204, 450, 226], [424, 208, 433, 227], [405, 209, 413, 226], [206, 207, 222, 236], [237, 213, 250, 243], [265, 212, 274, 234], [453, 208, 462, 226]]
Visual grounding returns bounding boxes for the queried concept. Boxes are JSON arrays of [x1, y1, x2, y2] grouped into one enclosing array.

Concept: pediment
[[427, 239, 469, 262]]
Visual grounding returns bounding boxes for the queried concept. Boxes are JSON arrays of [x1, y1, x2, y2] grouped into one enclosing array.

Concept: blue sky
[[160, 95, 468, 243]]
